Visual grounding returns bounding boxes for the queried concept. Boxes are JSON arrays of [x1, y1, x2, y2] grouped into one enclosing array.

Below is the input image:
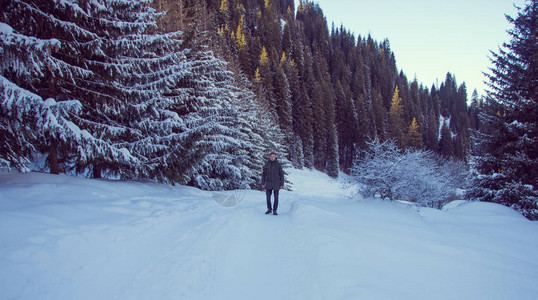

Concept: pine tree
[[1, 0, 151, 176], [350, 56, 372, 151], [70, 0, 192, 180], [371, 90, 387, 140], [439, 123, 454, 157], [0, 73, 82, 173], [440, 73, 457, 117], [259, 46, 270, 67], [407, 117, 423, 149], [235, 15, 247, 52], [322, 80, 339, 178], [388, 86, 405, 147], [333, 79, 359, 170], [311, 83, 327, 170], [220, 0, 230, 15], [424, 93, 441, 152], [408, 80, 423, 130], [254, 46, 275, 109], [1, 15, 78, 172], [469, 90, 482, 131], [273, 63, 293, 135], [167, 3, 258, 190], [281, 51, 305, 168], [229, 72, 277, 187], [296, 82, 315, 169], [467, 0, 538, 219], [298, 45, 316, 169]]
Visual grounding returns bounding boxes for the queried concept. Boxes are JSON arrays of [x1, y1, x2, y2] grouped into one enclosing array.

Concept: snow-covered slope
[[1, 169, 537, 300]]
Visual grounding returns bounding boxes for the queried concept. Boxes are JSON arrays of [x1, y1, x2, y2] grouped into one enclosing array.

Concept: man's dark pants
[[266, 189, 279, 211]]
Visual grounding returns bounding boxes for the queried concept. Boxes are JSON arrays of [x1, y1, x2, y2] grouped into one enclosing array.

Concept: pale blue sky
[[302, 0, 525, 98]]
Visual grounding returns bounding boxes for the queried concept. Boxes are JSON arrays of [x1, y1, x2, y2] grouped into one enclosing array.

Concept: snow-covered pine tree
[[1, 21, 49, 170], [0, 72, 82, 172], [3, 0, 207, 181], [4, 0, 145, 177], [228, 73, 266, 188], [0, 2, 135, 174], [67, 0, 196, 179], [467, 0, 538, 219], [176, 16, 255, 190]]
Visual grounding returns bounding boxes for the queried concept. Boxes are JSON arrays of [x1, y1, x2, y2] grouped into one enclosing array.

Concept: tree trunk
[[47, 68, 60, 175], [178, 0, 183, 30], [93, 164, 102, 179], [49, 142, 60, 174]]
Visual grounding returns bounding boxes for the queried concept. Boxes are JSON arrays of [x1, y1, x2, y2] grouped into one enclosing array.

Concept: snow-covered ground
[[1, 169, 537, 300]]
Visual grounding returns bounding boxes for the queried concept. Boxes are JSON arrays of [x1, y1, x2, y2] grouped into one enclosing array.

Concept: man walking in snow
[[261, 152, 284, 215]]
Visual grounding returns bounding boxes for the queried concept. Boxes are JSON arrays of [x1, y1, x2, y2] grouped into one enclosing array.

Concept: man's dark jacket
[[261, 159, 284, 190]]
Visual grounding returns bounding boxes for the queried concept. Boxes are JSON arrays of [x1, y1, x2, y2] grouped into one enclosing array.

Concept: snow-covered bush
[[350, 138, 466, 208], [437, 156, 469, 190], [349, 138, 401, 200]]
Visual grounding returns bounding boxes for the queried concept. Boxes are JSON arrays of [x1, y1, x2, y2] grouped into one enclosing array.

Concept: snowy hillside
[[1, 169, 537, 300]]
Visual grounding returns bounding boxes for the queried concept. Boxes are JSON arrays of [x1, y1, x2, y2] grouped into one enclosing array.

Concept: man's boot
[[265, 209, 272, 214], [273, 210, 278, 215]]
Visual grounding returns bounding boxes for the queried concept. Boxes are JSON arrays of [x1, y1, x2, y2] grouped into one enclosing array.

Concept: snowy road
[[1, 169, 538, 300]]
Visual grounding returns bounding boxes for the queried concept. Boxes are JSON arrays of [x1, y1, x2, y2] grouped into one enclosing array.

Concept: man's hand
[[280, 186, 283, 189], [262, 185, 265, 189]]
